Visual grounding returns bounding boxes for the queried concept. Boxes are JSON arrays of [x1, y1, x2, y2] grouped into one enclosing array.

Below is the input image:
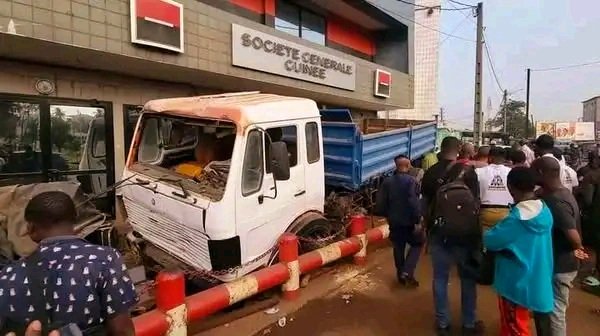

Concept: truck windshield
[[131, 114, 236, 201]]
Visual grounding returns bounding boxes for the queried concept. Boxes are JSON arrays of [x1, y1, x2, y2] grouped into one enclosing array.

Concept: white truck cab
[[120, 92, 329, 281]]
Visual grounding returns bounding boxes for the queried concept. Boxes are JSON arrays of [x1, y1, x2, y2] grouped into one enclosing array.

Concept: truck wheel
[[294, 216, 344, 253]]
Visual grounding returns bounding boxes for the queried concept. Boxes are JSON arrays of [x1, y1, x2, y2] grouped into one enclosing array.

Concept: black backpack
[[432, 165, 480, 242]]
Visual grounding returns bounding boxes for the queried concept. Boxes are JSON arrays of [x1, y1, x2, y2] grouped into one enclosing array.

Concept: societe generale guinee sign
[[232, 24, 356, 91]]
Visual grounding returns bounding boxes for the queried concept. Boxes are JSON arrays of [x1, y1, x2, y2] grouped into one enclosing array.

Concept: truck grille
[[124, 199, 211, 270]]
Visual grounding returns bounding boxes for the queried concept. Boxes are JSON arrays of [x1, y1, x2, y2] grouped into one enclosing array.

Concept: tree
[[485, 99, 535, 139], [51, 108, 74, 152]]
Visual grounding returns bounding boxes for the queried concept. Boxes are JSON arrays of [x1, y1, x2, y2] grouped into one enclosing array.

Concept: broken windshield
[[132, 114, 236, 201]]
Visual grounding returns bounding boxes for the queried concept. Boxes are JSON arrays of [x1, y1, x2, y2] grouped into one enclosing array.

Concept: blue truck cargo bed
[[321, 109, 437, 190]]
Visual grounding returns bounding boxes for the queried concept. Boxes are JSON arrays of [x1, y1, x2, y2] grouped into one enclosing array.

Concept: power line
[[446, 0, 477, 23], [448, 0, 475, 7], [440, 14, 473, 45], [373, 3, 476, 42], [483, 31, 504, 93], [531, 59, 600, 72], [396, 0, 473, 11]]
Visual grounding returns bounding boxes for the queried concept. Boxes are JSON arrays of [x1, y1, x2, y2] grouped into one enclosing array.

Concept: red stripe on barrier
[[298, 250, 324, 274], [133, 309, 169, 336], [337, 237, 362, 257], [186, 284, 231, 321], [254, 263, 289, 292], [366, 226, 386, 242]]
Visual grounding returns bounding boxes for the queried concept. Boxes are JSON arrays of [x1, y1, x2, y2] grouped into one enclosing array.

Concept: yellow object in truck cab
[[174, 162, 203, 178]]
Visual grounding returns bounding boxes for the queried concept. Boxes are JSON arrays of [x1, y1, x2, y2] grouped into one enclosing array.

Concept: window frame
[[265, 125, 298, 174], [274, 0, 326, 46], [305, 122, 320, 164], [241, 129, 265, 197], [90, 121, 106, 159]]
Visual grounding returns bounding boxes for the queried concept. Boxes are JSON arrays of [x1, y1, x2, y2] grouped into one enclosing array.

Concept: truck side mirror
[[269, 141, 290, 181]]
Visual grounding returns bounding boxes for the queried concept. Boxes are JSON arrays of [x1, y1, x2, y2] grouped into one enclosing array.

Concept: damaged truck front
[[120, 93, 315, 282]]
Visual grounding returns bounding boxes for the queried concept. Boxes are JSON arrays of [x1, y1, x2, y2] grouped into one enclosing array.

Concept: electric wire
[[373, 3, 476, 42], [483, 32, 504, 94], [530, 59, 600, 72]]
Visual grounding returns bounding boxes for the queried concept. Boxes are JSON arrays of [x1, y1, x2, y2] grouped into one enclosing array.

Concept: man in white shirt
[[476, 146, 514, 230], [535, 135, 578, 192], [520, 140, 536, 167]]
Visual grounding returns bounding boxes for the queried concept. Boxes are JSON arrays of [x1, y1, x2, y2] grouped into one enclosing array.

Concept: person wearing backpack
[[421, 137, 483, 336]]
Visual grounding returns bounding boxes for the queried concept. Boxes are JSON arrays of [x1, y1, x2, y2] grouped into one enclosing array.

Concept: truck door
[[237, 124, 307, 262], [303, 120, 325, 212]]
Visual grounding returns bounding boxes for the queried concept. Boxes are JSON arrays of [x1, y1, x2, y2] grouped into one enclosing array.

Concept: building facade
[[379, 0, 439, 121], [582, 95, 600, 140], [0, 0, 414, 208]]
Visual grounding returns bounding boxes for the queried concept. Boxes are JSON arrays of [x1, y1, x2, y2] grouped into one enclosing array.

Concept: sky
[[438, 0, 600, 129]]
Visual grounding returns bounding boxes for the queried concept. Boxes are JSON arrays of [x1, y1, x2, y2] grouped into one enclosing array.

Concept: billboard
[[536, 121, 595, 141], [574, 122, 595, 141], [536, 122, 556, 138]]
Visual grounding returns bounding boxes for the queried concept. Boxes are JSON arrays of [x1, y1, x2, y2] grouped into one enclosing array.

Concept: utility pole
[[473, 2, 484, 146], [525, 68, 531, 138], [502, 89, 508, 133]]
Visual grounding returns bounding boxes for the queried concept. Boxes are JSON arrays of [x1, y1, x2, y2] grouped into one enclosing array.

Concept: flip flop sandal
[[583, 276, 600, 287]]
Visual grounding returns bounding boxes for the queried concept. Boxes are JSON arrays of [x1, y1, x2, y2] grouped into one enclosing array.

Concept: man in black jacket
[[421, 137, 483, 336], [376, 155, 422, 288]]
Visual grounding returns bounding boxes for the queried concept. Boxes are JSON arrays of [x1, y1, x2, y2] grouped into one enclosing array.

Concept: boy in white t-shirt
[[476, 146, 513, 230]]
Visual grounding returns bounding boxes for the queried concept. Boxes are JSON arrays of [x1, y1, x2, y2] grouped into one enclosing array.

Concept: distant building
[[379, 0, 440, 121], [582, 95, 600, 140]]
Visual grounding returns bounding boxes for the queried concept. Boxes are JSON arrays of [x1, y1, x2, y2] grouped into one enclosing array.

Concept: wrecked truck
[[118, 92, 437, 282]]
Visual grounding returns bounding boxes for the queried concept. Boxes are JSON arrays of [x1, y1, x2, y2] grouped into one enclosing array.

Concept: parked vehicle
[[119, 92, 437, 281]]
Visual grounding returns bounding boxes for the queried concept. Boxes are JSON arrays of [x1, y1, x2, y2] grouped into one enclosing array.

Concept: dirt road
[[254, 248, 600, 336]]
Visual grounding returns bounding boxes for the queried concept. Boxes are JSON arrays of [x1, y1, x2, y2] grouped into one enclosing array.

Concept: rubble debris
[[264, 307, 280, 315]]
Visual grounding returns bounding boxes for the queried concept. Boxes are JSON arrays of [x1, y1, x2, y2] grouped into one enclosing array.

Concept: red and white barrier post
[[349, 214, 367, 265], [279, 233, 300, 300], [155, 271, 187, 336]]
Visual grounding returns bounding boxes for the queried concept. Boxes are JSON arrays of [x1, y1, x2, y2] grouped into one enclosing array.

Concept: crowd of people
[[1, 132, 599, 336], [376, 134, 599, 336]]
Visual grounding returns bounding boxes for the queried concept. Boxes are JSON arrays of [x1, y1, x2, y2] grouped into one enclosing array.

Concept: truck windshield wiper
[[156, 175, 190, 199]]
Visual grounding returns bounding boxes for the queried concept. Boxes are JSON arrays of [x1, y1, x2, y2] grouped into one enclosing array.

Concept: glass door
[[0, 94, 114, 214], [0, 99, 44, 187], [48, 104, 113, 212]]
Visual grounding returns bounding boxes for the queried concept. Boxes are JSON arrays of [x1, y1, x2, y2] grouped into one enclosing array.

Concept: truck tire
[[289, 212, 345, 253], [266, 212, 343, 266]]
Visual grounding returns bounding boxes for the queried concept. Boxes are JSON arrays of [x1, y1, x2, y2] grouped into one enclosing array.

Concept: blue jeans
[[550, 271, 577, 336], [391, 226, 424, 279], [430, 240, 478, 329]]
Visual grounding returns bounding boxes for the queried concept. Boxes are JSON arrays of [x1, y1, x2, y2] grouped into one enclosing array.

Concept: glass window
[[275, 0, 325, 45], [266, 126, 297, 173], [242, 129, 264, 196], [305, 122, 320, 163], [0, 101, 41, 175], [49, 105, 105, 172], [91, 121, 106, 158], [123, 105, 142, 157], [138, 118, 161, 163], [301, 11, 325, 45], [275, 0, 300, 37]]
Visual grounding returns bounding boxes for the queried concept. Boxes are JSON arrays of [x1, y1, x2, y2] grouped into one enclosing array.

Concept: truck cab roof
[[143, 92, 320, 130]]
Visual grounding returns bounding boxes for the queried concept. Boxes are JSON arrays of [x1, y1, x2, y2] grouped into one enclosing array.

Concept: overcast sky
[[439, 0, 600, 129]]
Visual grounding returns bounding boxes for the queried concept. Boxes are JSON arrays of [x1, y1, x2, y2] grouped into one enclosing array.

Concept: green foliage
[[486, 99, 535, 139]]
